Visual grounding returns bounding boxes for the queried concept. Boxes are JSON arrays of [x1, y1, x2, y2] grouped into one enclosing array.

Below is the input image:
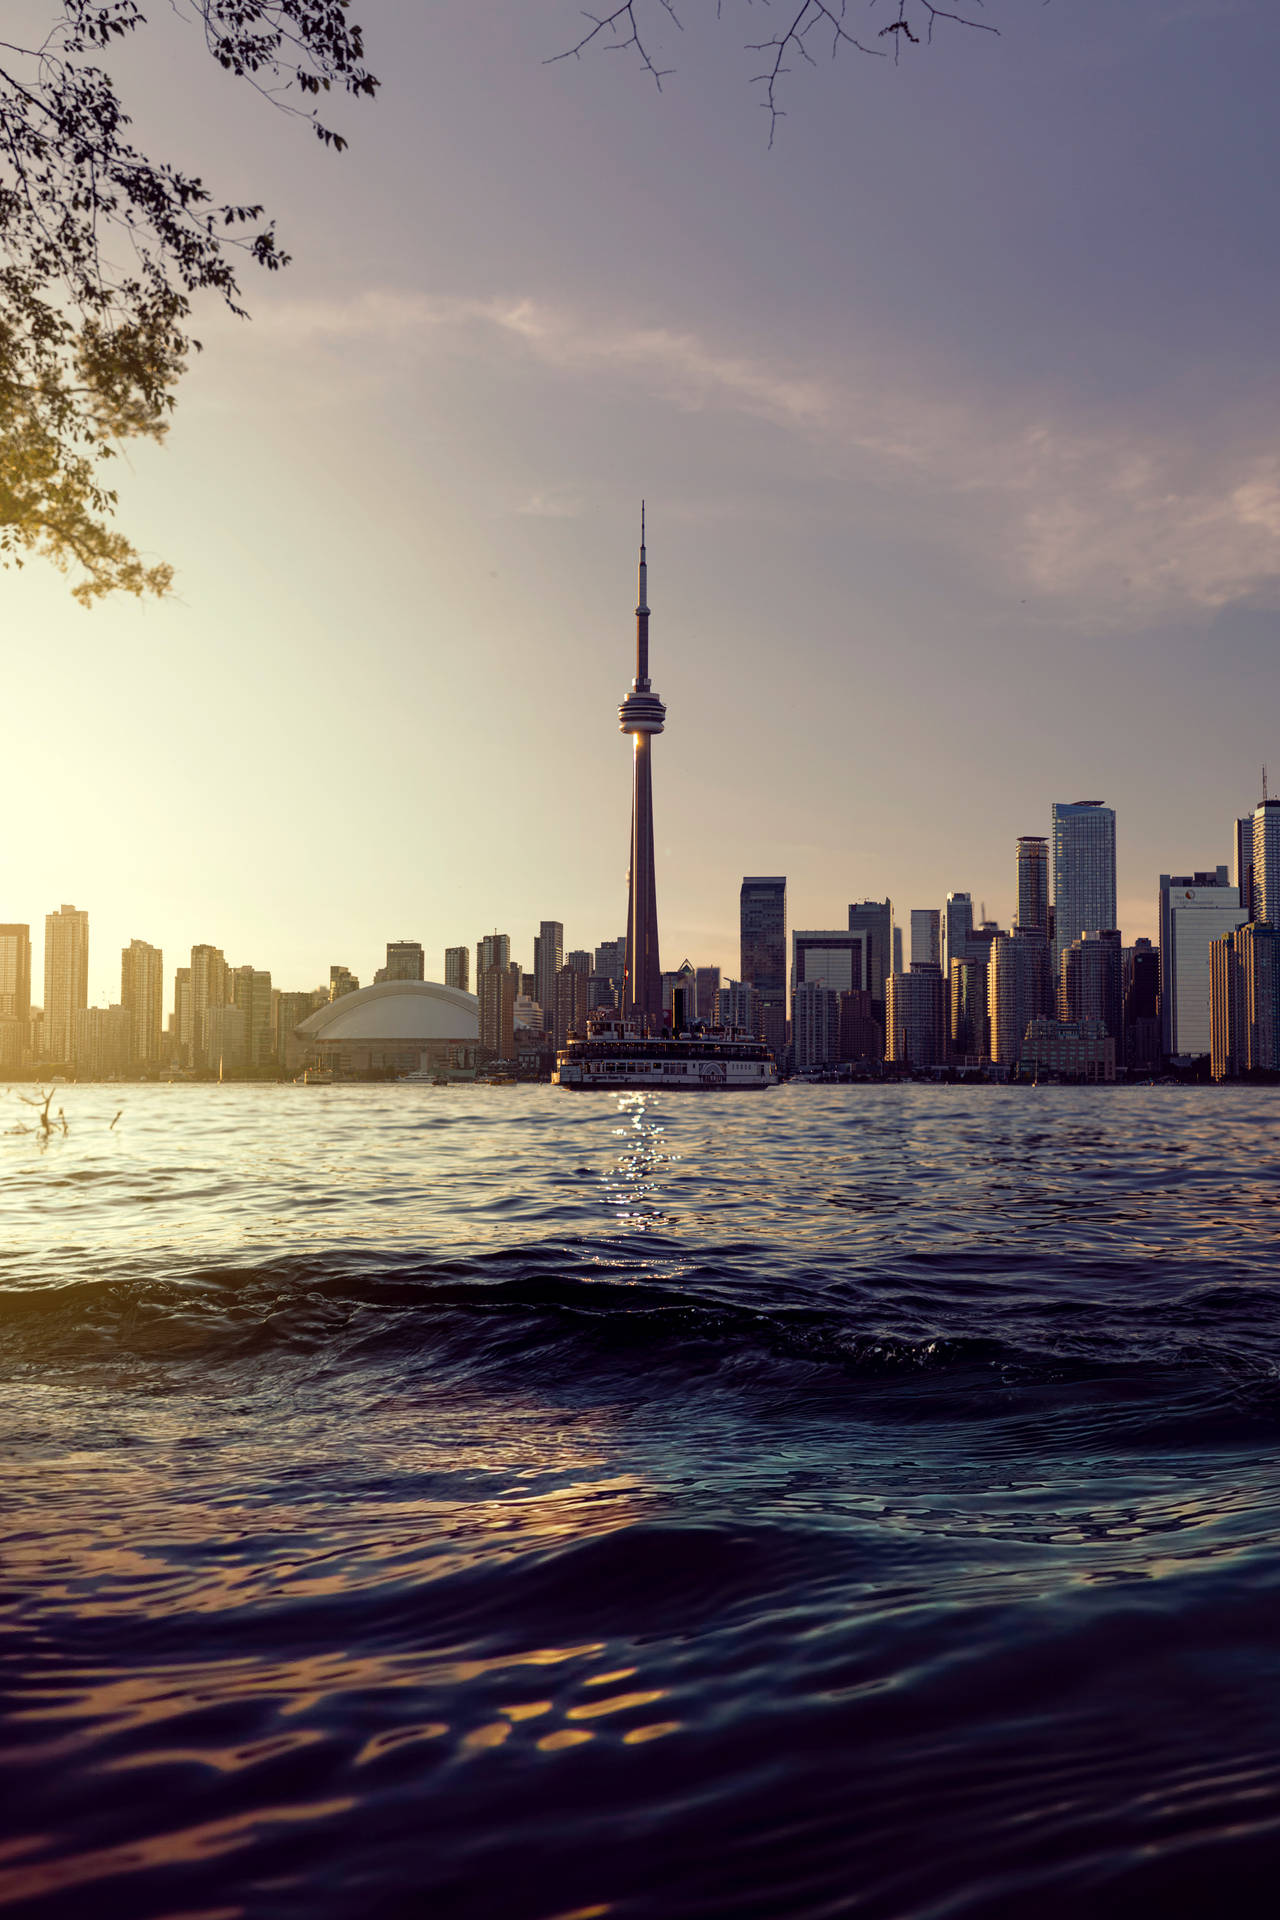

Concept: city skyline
[[6, 7, 1280, 1003]]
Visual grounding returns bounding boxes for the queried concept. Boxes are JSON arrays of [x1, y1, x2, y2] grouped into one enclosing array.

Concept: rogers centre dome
[[295, 981, 479, 1076]]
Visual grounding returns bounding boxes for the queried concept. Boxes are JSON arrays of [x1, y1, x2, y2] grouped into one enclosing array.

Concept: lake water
[[3, 1083, 1280, 1918]]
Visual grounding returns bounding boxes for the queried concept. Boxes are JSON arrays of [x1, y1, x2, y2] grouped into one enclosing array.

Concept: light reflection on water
[[4, 1085, 1280, 1917]]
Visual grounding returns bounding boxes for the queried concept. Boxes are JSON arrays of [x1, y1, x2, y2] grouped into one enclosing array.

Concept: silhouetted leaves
[[0, 2, 377, 602]]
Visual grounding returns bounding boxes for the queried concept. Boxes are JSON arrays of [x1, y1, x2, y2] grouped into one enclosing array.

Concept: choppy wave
[[3, 1084, 1280, 1918]]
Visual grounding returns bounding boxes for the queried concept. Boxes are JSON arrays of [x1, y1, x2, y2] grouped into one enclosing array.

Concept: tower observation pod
[[619, 504, 666, 1028]]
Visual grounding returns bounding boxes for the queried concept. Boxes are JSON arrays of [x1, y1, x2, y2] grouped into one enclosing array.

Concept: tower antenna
[[1265, 765, 1270, 804]]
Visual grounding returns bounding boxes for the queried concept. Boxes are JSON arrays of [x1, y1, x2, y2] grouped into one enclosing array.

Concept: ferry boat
[[554, 1012, 778, 1091]]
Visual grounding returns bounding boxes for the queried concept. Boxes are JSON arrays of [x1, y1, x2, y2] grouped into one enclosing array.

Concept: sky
[[6, 0, 1280, 1004]]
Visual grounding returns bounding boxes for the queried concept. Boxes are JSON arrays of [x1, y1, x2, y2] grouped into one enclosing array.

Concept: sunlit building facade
[[43, 903, 89, 1066], [1051, 802, 1117, 972], [1159, 868, 1245, 1060], [120, 938, 164, 1068]]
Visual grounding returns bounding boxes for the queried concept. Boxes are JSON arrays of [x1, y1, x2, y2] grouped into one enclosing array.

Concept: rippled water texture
[[4, 1084, 1280, 1918]]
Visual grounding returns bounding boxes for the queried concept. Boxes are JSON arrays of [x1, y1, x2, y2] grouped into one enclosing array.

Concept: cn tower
[[619, 505, 666, 1028]]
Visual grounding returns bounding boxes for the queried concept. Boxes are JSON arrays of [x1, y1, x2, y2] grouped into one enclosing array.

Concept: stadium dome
[[296, 980, 479, 1043]]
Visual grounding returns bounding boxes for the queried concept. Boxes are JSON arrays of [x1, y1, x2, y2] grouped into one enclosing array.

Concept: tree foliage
[[0, 2, 376, 604]]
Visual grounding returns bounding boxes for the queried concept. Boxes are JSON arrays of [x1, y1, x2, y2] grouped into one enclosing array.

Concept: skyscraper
[[190, 944, 229, 1069], [232, 966, 274, 1069], [1016, 836, 1049, 934], [943, 893, 973, 975], [620, 508, 665, 1026], [847, 900, 893, 1031], [1210, 921, 1280, 1079], [1252, 796, 1280, 926], [478, 963, 516, 1058], [1051, 802, 1117, 971], [909, 909, 941, 970], [329, 965, 359, 1001], [792, 979, 841, 1072], [1159, 868, 1245, 1059], [444, 947, 469, 992], [120, 939, 164, 1068], [43, 904, 89, 1065], [476, 933, 510, 978], [1060, 929, 1123, 1044], [887, 967, 946, 1069], [382, 941, 424, 982], [533, 922, 564, 1022], [0, 925, 31, 1023], [1234, 815, 1256, 922], [741, 877, 787, 1058]]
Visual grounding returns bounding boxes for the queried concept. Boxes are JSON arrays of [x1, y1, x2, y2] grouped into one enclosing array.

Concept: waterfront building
[[1209, 921, 1280, 1079], [380, 942, 425, 983], [444, 947, 469, 993], [1020, 1018, 1115, 1083], [554, 965, 590, 1049], [910, 909, 941, 970], [1051, 802, 1117, 972], [847, 900, 893, 1030], [1234, 816, 1256, 922], [1060, 929, 1123, 1044], [43, 904, 89, 1065], [189, 944, 230, 1069], [120, 939, 164, 1068], [887, 965, 946, 1069], [949, 957, 987, 1061], [329, 965, 359, 1001], [1122, 938, 1161, 1072], [0, 925, 32, 1023], [478, 962, 516, 1058], [172, 967, 191, 1065], [619, 509, 666, 1027], [0, 1015, 22, 1073], [741, 877, 787, 1059], [277, 989, 327, 1074], [534, 922, 563, 1021], [231, 966, 274, 1069], [1016, 836, 1050, 934], [838, 989, 882, 1064], [1159, 869, 1245, 1060], [1253, 797, 1280, 926], [205, 1002, 247, 1075], [792, 979, 842, 1072], [72, 1004, 131, 1078], [943, 894, 974, 976]]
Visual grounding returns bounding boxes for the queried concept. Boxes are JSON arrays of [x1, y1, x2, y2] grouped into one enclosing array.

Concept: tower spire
[[618, 510, 666, 1028]]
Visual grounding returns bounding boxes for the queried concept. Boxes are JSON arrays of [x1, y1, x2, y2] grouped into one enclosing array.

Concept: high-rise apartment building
[[190, 944, 230, 1069], [232, 966, 274, 1069], [910, 909, 941, 970], [1252, 798, 1280, 926], [478, 963, 516, 1058], [792, 979, 841, 1072], [329, 965, 359, 1002], [847, 900, 893, 1030], [1051, 802, 1117, 971], [594, 938, 627, 984], [444, 947, 470, 993], [554, 965, 590, 1049], [741, 877, 787, 1059], [716, 980, 763, 1037], [695, 966, 721, 1022], [887, 966, 946, 1069], [120, 939, 164, 1068], [1016, 836, 1050, 934], [43, 904, 89, 1065], [943, 894, 973, 975], [1210, 921, 1280, 1079], [0, 925, 32, 1022], [381, 942, 424, 983], [1122, 939, 1161, 1072], [988, 931, 1047, 1070], [1060, 929, 1122, 1043], [1159, 868, 1245, 1060], [949, 957, 987, 1061], [72, 1004, 131, 1078], [533, 922, 564, 1023], [476, 933, 511, 980], [838, 989, 882, 1064]]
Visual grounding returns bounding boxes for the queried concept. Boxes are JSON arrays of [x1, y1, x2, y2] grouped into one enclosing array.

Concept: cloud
[[256, 288, 1280, 622]]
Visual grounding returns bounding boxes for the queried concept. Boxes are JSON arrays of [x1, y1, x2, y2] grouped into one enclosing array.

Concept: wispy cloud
[[257, 288, 1280, 621]]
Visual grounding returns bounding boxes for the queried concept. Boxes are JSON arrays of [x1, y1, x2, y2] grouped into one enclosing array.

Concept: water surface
[[3, 1084, 1280, 1918]]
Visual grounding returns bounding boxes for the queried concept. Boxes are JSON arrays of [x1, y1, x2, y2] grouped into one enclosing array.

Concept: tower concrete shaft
[[619, 507, 665, 1027]]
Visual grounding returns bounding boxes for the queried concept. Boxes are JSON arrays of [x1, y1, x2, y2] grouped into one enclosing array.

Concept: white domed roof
[[297, 980, 479, 1043]]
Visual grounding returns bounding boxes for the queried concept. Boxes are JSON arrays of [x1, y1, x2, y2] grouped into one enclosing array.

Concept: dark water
[[4, 1084, 1280, 1919]]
